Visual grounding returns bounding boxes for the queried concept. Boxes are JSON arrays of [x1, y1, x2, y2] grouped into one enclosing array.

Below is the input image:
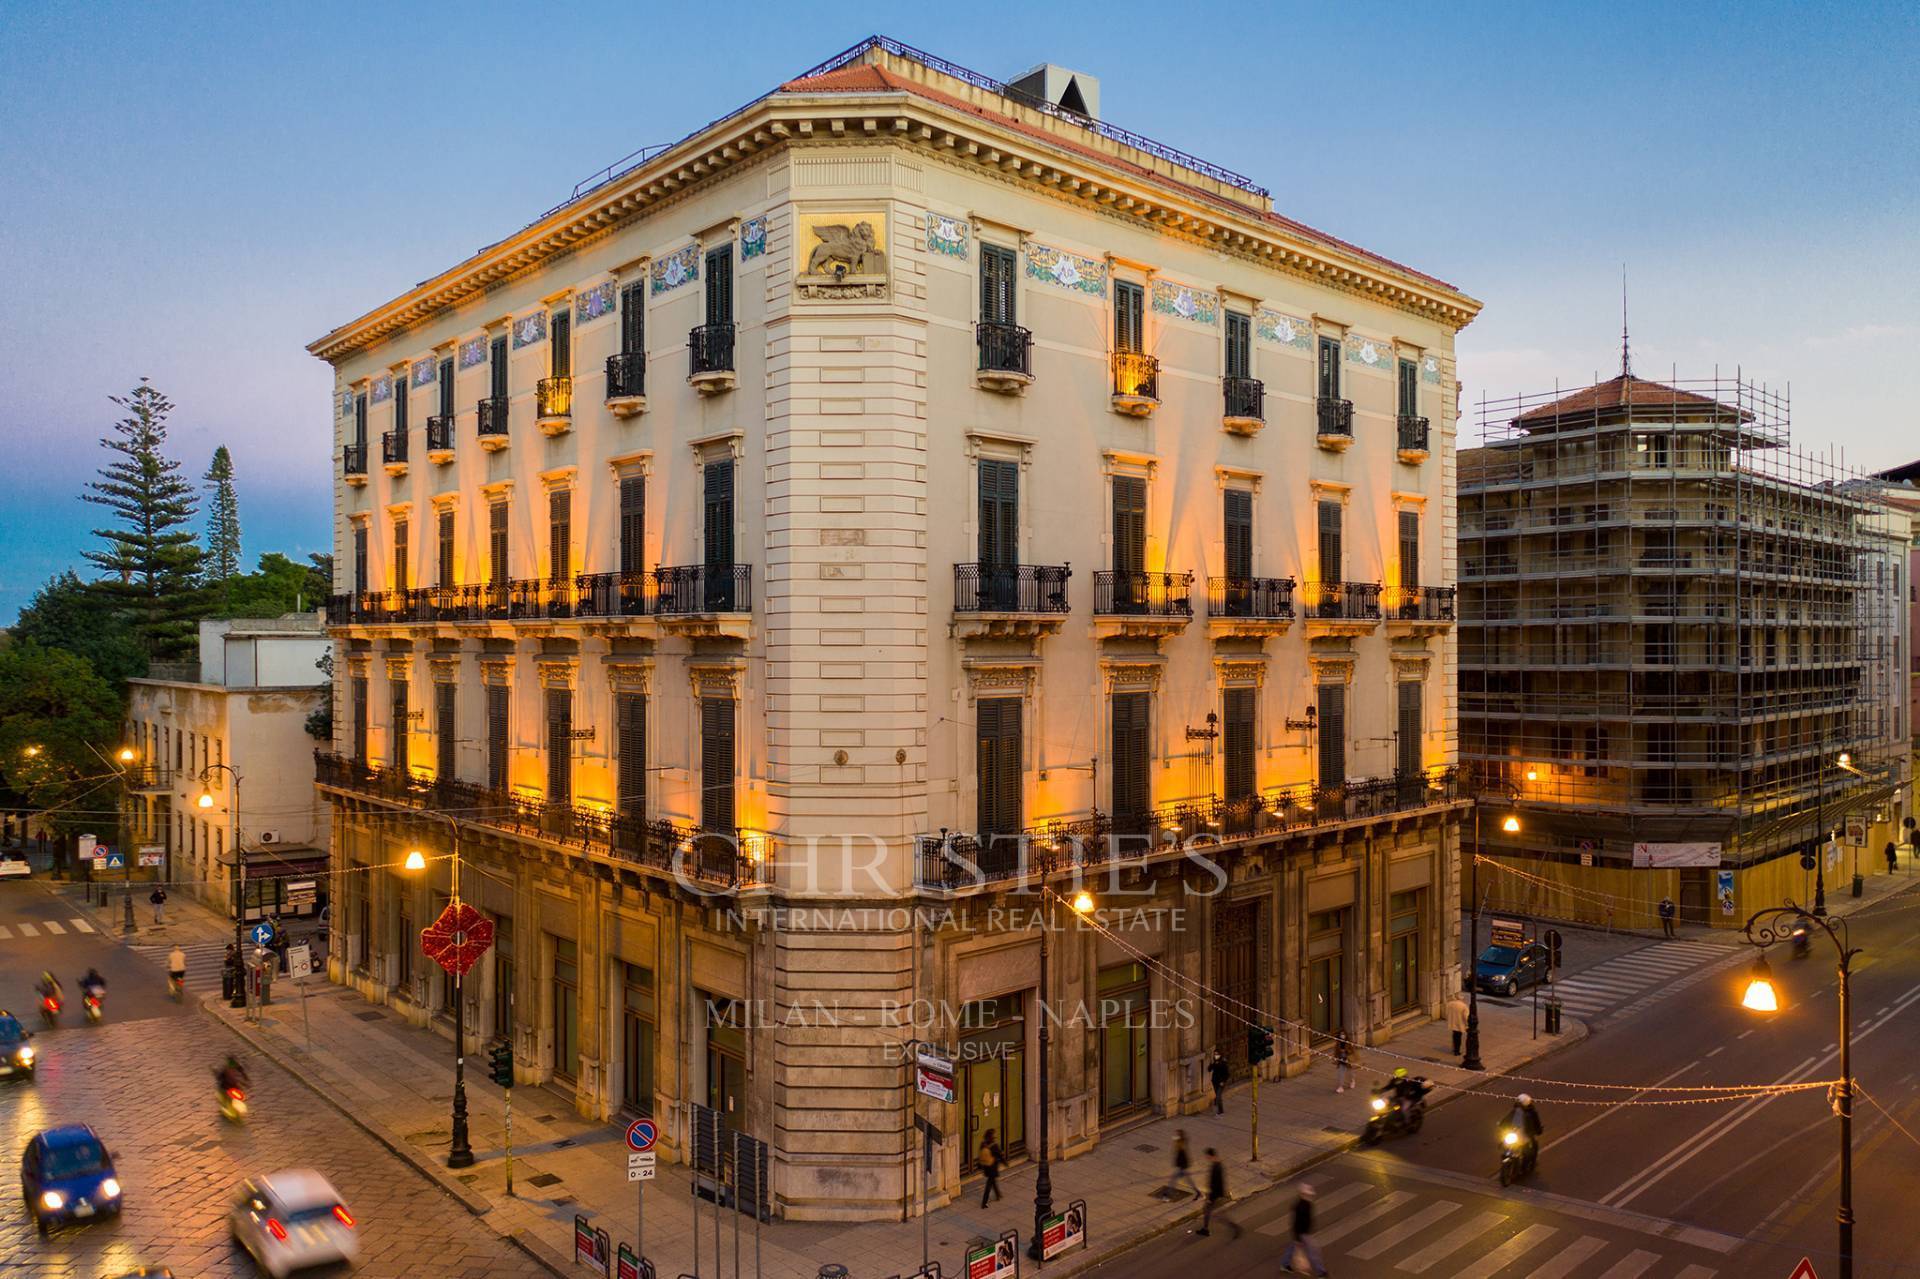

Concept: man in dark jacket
[[1197, 1148, 1240, 1238], [1208, 1051, 1230, 1114], [1658, 896, 1677, 939], [1288, 1183, 1330, 1275]]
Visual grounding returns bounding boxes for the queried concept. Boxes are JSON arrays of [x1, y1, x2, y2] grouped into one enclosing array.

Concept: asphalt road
[[0, 878, 548, 1278], [1099, 887, 1920, 1278]]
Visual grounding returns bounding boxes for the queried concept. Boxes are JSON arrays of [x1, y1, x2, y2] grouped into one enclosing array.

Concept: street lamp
[[1462, 782, 1521, 1073], [1810, 743, 1857, 917], [1027, 867, 1094, 1262], [405, 815, 475, 1169], [1741, 904, 1856, 1278], [199, 763, 245, 1006]]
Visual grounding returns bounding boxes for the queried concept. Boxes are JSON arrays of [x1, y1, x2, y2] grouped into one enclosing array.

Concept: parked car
[[1475, 943, 1549, 997], [0, 852, 31, 879], [20, 1125, 121, 1234], [228, 1169, 359, 1278], [0, 1012, 35, 1080]]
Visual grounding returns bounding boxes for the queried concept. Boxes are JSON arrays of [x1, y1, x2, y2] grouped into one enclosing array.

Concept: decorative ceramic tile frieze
[[338, 389, 354, 418], [369, 373, 393, 405], [1256, 309, 1313, 350], [458, 337, 488, 370], [574, 282, 616, 327], [411, 359, 437, 389], [1344, 334, 1395, 374], [1151, 280, 1218, 325], [651, 245, 700, 295], [1025, 244, 1106, 296], [926, 213, 969, 259], [739, 217, 767, 260], [1421, 353, 1443, 385], [511, 311, 547, 350]]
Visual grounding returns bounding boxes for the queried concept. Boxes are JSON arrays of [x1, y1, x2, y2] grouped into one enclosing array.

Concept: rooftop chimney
[[1007, 63, 1100, 120]]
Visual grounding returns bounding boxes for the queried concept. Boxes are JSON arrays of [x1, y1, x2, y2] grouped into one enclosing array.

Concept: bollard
[[1852, 873, 1863, 898]]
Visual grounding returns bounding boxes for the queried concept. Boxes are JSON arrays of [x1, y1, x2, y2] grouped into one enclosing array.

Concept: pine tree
[[204, 444, 242, 597], [82, 379, 205, 659]]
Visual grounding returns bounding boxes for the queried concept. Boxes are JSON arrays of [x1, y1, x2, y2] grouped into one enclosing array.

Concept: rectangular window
[[486, 684, 509, 791], [352, 524, 368, 595], [705, 246, 733, 327], [437, 356, 454, 417], [488, 500, 509, 586], [1317, 335, 1341, 399], [617, 692, 646, 822], [550, 310, 571, 377], [351, 677, 369, 762], [391, 517, 409, 594], [1223, 489, 1253, 581], [1399, 508, 1420, 589], [622, 963, 656, 1116], [393, 372, 409, 436], [1389, 889, 1425, 1012], [492, 918, 513, 1039], [978, 458, 1019, 575], [700, 697, 736, 834], [1225, 311, 1251, 379], [1317, 683, 1346, 789], [980, 245, 1016, 325], [552, 937, 579, 1082], [489, 335, 508, 400], [545, 686, 572, 808], [1396, 680, 1422, 778], [435, 681, 456, 783], [620, 282, 645, 355], [353, 392, 368, 447], [1308, 909, 1347, 1036], [1111, 475, 1146, 576], [437, 508, 455, 587], [1110, 690, 1151, 831], [975, 696, 1023, 843], [391, 677, 410, 775], [1114, 280, 1144, 354], [1318, 499, 1343, 584], [1223, 686, 1255, 803], [548, 488, 571, 583], [619, 476, 645, 577], [1398, 358, 1418, 417], [704, 459, 736, 612]]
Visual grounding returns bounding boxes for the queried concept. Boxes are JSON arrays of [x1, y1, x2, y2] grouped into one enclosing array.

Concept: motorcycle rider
[[167, 945, 188, 993], [36, 971, 62, 1004], [1387, 1066, 1427, 1125], [79, 967, 107, 1000], [1506, 1092, 1545, 1170], [217, 1055, 251, 1096]]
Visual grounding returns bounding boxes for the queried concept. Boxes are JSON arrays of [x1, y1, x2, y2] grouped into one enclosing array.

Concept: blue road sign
[[103, 851, 125, 869], [251, 922, 276, 947], [625, 1118, 658, 1153]]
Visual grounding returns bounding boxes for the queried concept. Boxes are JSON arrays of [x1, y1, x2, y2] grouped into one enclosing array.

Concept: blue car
[[0, 1012, 34, 1080], [1475, 944, 1549, 997], [20, 1125, 121, 1234]]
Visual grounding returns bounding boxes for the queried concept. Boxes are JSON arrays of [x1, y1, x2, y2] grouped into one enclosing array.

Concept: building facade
[[123, 615, 333, 917], [311, 37, 1478, 1221], [1460, 368, 1912, 927]]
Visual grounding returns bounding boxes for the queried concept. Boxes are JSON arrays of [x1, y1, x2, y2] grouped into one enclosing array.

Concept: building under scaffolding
[[1459, 362, 1912, 927]]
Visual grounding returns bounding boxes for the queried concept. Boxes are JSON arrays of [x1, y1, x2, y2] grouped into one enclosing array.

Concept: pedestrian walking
[[149, 885, 168, 924], [1163, 1129, 1199, 1198], [1286, 1183, 1331, 1275], [976, 1130, 1004, 1208], [1658, 896, 1676, 939], [1887, 842, 1899, 876], [1445, 990, 1470, 1057], [1208, 1050, 1230, 1114], [1332, 1036, 1355, 1093], [1197, 1148, 1239, 1238]]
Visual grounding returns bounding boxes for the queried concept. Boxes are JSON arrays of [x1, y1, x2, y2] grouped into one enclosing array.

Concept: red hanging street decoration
[[420, 901, 494, 977]]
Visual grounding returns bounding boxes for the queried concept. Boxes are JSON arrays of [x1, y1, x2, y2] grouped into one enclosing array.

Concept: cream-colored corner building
[[311, 37, 1480, 1222]]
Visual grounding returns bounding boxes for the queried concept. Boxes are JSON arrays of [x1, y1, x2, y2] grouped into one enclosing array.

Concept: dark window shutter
[[1399, 509, 1420, 589], [1115, 281, 1144, 354], [1224, 489, 1253, 581], [391, 679, 410, 774], [1318, 500, 1343, 585], [351, 677, 369, 761], [620, 283, 646, 355], [1223, 686, 1255, 802], [436, 682, 456, 782], [700, 697, 736, 834], [546, 686, 572, 807], [490, 335, 508, 400], [981, 246, 1016, 325], [438, 357, 454, 417], [354, 393, 367, 447], [486, 685, 509, 791], [1110, 691, 1151, 827], [1398, 359, 1417, 416], [437, 508, 455, 587], [352, 525, 368, 595], [392, 518, 408, 594], [1112, 475, 1146, 576], [1396, 680, 1422, 778], [617, 693, 647, 821], [551, 311, 571, 377], [489, 500, 509, 586], [548, 488, 571, 583], [978, 459, 1019, 570], [1317, 684, 1346, 788], [1318, 336, 1340, 399], [1226, 312, 1251, 379], [704, 460, 735, 570], [619, 476, 646, 577], [975, 697, 1022, 838], [705, 247, 733, 327], [393, 376, 408, 434]]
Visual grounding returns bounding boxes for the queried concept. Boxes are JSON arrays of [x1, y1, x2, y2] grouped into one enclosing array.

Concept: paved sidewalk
[[49, 877, 238, 948]]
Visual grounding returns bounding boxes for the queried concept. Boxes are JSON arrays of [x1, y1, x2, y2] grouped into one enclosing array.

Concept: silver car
[[227, 1170, 359, 1278]]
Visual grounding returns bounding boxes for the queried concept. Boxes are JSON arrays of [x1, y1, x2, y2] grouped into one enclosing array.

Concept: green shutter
[[438, 357, 454, 417], [1112, 475, 1147, 576], [1398, 358, 1417, 416], [545, 686, 572, 807], [975, 697, 1022, 839], [486, 684, 509, 791], [705, 247, 733, 327], [620, 476, 646, 577], [437, 508, 455, 588], [490, 336, 508, 400], [1399, 508, 1420, 589], [621, 282, 646, 355], [1225, 312, 1251, 379], [435, 682, 456, 782], [1318, 500, 1343, 585], [392, 518, 408, 594], [1110, 691, 1151, 829], [1317, 336, 1340, 399], [1115, 281, 1144, 354], [1224, 489, 1253, 581], [551, 310, 571, 376], [1223, 686, 1255, 802], [701, 697, 736, 834], [981, 245, 1016, 325], [489, 500, 509, 586], [391, 679, 409, 774], [1396, 680, 1422, 778], [1316, 684, 1345, 788], [978, 459, 1019, 569], [618, 694, 647, 821], [548, 488, 571, 583]]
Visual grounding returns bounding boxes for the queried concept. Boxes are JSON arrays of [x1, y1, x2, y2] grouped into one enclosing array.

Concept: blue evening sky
[[2, 1, 1915, 621]]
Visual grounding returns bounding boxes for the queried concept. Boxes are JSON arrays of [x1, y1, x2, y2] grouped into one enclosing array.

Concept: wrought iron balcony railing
[[425, 416, 455, 453], [1302, 580, 1383, 620], [1093, 570, 1193, 617], [1208, 575, 1295, 620], [654, 564, 751, 614], [576, 571, 652, 618], [605, 352, 646, 401], [1384, 585, 1457, 622], [476, 397, 509, 441], [1316, 396, 1354, 438], [342, 443, 367, 476], [1222, 376, 1265, 422], [381, 430, 407, 465], [1112, 352, 1159, 401], [688, 323, 736, 378], [1397, 414, 1431, 453], [536, 376, 573, 421], [954, 563, 1071, 614], [976, 322, 1033, 377]]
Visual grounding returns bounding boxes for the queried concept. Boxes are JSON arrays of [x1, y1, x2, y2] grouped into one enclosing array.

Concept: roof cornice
[[309, 92, 1480, 364]]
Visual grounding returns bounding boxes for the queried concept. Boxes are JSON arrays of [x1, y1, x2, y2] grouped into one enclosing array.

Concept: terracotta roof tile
[[1514, 374, 1744, 425]]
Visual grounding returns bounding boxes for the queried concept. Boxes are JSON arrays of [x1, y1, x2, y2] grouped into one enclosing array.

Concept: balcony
[[381, 429, 407, 476], [1093, 569, 1192, 643], [426, 415, 455, 464], [1397, 414, 1431, 462], [1384, 584, 1457, 635], [536, 376, 572, 435], [653, 564, 752, 640], [1111, 352, 1159, 416], [605, 352, 647, 417], [124, 766, 172, 794], [974, 322, 1033, 394], [952, 562, 1070, 641], [1316, 397, 1354, 450], [914, 768, 1462, 892], [476, 397, 509, 451], [314, 751, 763, 891], [342, 443, 367, 486], [688, 323, 736, 395], [1302, 580, 1382, 637], [1221, 376, 1265, 436], [1207, 575, 1294, 640], [576, 571, 653, 620]]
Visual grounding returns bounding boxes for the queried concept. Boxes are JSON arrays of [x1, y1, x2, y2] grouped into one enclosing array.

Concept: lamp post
[[1740, 903, 1856, 1279], [197, 764, 244, 1007], [1462, 783, 1521, 1073], [1810, 746, 1856, 917], [406, 814, 475, 1169], [1026, 866, 1094, 1262]]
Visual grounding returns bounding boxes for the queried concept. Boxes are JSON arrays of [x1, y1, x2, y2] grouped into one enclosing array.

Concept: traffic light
[[1247, 1025, 1274, 1066], [488, 1041, 514, 1088], [1546, 929, 1563, 970], [1801, 850, 1817, 871]]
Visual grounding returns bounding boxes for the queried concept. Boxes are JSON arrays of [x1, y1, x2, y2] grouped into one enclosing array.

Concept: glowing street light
[[1502, 814, 1521, 834], [1069, 889, 1095, 915], [1740, 956, 1779, 1013], [403, 850, 428, 871], [197, 790, 216, 810]]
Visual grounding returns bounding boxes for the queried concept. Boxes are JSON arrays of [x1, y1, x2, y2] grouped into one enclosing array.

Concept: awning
[[241, 852, 330, 881]]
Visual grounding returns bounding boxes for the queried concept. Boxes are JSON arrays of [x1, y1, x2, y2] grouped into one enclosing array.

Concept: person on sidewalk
[[1287, 1183, 1331, 1275], [1887, 842, 1899, 876], [1658, 896, 1676, 939], [977, 1131, 1004, 1208], [1332, 1036, 1355, 1093], [1208, 1050, 1230, 1114], [1445, 991, 1470, 1057], [149, 885, 168, 924], [1164, 1129, 1199, 1198], [1197, 1148, 1239, 1238]]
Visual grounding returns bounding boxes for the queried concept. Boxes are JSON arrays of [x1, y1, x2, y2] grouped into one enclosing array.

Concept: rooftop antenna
[[1619, 264, 1632, 378]]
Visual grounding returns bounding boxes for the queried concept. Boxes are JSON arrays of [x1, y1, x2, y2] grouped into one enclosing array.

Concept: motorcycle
[[218, 1084, 249, 1124], [1359, 1079, 1429, 1146], [168, 973, 185, 1002], [1499, 1125, 1538, 1186], [38, 994, 61, 1028], [1791, 922, 1810, 960], [82, 990, 104, 1024]]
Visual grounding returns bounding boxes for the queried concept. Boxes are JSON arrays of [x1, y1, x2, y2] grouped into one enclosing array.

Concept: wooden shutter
[[437, 357, 454, 417], [1396, 680, 1422, 778], [435, 682, 456, 782], [981, 245, 1016, 325], [700, 697, 736, 834], [1223, 686, 1255, 802], [1110, 691, 1151, 827], [391, 518, 409, 594], [548, 488, 571, 583], [705, 247, 733, 327], [485, 684, 509, 791], [1318, 499, 1343, 585], [619, 476, 645, 576], [1111, 475, 1146, 576], [1317, 336, 1340, 399], [620, 282, 646, 355], [617, 693, 647, 821], [1114, 281, 1144, 354], [545, 686, 572, 807], [978, 459, 1019, 569], [437, 508, 455, 587], [1316, 684, 1346, 788], [353, 393, 367, 447], [489, 500, 509, 585], [350, 677, 369, 762], [1225, 312, 1251, 379], [1399, 509, 1420, 589], [551, 311, 571, 377], [352, 524, 368, 595], [391, 679, 409, 774], [490, 335, 508, 399], [1398, 359, 1417, 416], [975, 697, 1022, 838], [1223, 489, 1253, 581], [704, 460, 734, 569], [393, 375, 408, 434]]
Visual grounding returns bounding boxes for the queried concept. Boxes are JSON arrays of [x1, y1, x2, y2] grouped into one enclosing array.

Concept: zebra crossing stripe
[[1448, 1223, 1557, 1279], [1520, 1236, 1607, 1278], [41, 920, 65, 935], [69, 917, 93, 932], [0, 925, 12, 940], [1313, 1190, 1415, 1246], [1672, 1266, 1717, 1279], [1350, 1200, 1459, 1260], [1594, 1248, 1661, 1279], [1254, 1181, 1370, 1235], [1395, 1208, 1505, 1273], [16, 922, 37, 937]]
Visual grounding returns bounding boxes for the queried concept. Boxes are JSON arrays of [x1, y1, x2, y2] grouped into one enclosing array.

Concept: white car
[[228, 1170, 359, 1278], [0, 853, 30, 879]]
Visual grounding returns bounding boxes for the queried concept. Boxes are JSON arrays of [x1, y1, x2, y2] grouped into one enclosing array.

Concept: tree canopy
[[11, 572, 149, 686], [0, 642, 125, 843]]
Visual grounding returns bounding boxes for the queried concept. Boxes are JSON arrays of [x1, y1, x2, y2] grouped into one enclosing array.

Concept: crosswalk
[[1537, 939, 1740, 1022], [1248, 1174, 1727, 1277], [0, 916, 95, 941], [129, 940, 231, 991]]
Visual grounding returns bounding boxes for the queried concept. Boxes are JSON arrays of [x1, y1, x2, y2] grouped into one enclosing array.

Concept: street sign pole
[[504, 1085, 514, 1197], [1251, 1067, 1260, 1162]]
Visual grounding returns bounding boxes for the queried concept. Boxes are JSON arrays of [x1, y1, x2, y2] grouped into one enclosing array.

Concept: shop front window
[[1308, 908, 1348, 1037], [1389, 890, 1426, 1013], [1097, 963, 1150, 1116], [960, 996, 1026, 1168]]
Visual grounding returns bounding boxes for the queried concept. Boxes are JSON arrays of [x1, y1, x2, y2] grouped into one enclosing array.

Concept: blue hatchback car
[[1474, 944, 1550, 997], [20, 1125, 121, 1234]]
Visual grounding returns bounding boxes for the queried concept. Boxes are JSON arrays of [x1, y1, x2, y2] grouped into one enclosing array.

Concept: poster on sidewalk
[[1716, 869, 1736, 916], [614, 1242, 654, 1279], [138, 845, 165, 867], [1846, 817, 1867, 848], [965, 1230, 1019, 1279], [573, 1215, 610, 1276], [1041, 1200, 1088, 1259]]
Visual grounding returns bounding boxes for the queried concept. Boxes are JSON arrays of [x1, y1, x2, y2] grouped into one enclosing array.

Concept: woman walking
[[977, 1130, 1004, 1207]]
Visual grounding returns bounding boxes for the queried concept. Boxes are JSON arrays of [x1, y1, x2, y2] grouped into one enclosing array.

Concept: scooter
[[38, 994, 61, 1028], [82, 989, 104, 1024], [1359, 1080, 1429, 1146], [1499, 1125, 1538, 1186], [168, 973, 185, 1002], [1791, 922, 1810, 960], [218, 1084, 249, 1124]]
